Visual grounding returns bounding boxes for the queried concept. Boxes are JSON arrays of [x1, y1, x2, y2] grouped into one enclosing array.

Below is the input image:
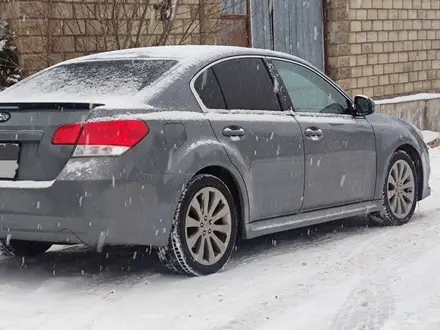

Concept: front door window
[[272, 60, 351, 115]]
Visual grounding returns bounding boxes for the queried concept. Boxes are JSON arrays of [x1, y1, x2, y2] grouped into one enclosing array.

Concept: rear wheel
[[157, 174, 238, 276], [369, 151, 418, 226], [0, 239, 52, 257]]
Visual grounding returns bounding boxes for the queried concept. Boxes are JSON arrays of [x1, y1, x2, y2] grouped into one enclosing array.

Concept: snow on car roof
[[62, 45, 308, 66], [3, 46, 314, 107]]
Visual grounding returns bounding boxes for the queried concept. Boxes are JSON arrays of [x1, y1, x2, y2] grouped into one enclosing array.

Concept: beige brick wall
[[327, 0, 440, 99], [0, 0, 217, 75]]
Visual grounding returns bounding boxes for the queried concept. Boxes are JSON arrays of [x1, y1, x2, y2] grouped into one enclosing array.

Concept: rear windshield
[[0, 59, 177, 99]]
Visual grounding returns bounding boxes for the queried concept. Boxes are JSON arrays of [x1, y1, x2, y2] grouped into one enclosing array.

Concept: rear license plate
[[0, 143, 19, 179]]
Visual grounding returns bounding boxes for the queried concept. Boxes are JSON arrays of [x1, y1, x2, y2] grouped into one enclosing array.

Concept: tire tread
[[157, 174, 237, 276], [369, 150, 418, 226]]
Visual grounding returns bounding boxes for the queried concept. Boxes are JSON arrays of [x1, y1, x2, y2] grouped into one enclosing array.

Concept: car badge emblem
[[0, 112, 11, 123]]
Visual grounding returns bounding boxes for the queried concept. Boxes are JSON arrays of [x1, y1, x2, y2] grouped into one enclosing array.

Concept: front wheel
[[157, 174, 238, 276], [369, 151, 418, 226], [0, 239, 52, 257]]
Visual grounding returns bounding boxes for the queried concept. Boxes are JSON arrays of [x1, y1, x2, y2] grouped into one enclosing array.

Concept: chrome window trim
[[190, 55, 284, 114], [190, 53, 356, 119]]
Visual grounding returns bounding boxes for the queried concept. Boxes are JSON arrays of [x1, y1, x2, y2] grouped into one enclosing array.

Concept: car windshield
[[0, 59, 177, 99]]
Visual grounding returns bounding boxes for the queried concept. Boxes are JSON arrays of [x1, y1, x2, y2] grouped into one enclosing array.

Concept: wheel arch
[[195, 165, 249, 240], [395, 143, 424, 201]]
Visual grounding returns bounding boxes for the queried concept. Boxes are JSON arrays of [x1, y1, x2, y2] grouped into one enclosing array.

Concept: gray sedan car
[[0, 46, 431, 276]]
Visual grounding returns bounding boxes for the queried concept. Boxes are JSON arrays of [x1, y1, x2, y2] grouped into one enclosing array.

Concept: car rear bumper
[[421, 147, 431, 200], [0, 159, 190, 247]]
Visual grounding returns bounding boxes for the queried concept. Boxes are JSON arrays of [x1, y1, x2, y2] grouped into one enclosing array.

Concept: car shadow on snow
[[229, 215, 379, 267], [0, 216, 378, 283], [0, 244, 164, 284]]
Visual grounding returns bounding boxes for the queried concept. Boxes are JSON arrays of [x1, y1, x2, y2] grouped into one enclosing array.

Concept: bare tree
[[8, 0, 65, 68], [64, 0, 248, 51], [7, 0, 250, 73], [0, 21, 22, 89], [154, 0, 181, 46]]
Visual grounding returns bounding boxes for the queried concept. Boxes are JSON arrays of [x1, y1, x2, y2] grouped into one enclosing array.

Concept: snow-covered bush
[[0, 21, 22, 91]]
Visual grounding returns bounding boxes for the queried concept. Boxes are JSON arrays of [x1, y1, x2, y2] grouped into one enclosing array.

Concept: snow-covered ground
[[423, 130, 440, 144], [1, 146, 440, 330]]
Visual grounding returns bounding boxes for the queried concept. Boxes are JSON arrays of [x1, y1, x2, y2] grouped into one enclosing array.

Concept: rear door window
[[212, 58, 281, 111], [0, 60, 177, 99], [194, 68, 226, 109]]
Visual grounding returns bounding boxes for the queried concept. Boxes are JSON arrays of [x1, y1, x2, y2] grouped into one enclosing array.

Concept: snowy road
[[1, 147, 439, 330]]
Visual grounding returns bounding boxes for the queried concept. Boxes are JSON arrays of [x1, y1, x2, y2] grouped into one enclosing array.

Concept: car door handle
[[304, 128, 323, 138], [222, 126, 245, 137]]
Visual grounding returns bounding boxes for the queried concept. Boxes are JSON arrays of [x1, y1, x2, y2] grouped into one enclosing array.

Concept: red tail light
[[52, 123, 83, 145], [52, 120, 149, 157]]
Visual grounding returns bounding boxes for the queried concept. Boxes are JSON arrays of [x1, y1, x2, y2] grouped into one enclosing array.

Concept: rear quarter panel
[[87, 109, 250, 238], [366, 113, 427, 200]]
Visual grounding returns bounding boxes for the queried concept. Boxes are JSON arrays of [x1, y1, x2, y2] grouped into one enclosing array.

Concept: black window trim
[[190, 55, 285, 113], [267, 56, 356, 117], [194, 67, 228, 110]]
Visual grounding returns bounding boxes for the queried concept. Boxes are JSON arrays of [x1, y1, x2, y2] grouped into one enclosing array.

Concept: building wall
[[5, 0, 438, 100], [0, 0, 228, 75], [327, 0, 440, 99]]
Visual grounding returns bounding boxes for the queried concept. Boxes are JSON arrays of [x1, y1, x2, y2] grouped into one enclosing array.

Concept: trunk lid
[[0, 102, 98, 181]]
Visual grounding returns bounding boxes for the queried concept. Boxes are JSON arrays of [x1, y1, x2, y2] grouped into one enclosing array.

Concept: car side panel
[[160, 115, 251, 229], [295, 114, 377, 211], [99, 110, 252, 226], [366, 113, 430, 200], [207, 111, 305, 221]]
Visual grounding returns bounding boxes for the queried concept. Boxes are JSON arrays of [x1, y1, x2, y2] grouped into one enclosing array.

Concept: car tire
[[0, 239, 52, 257], [369, 150, 418, 226], [157, 174, 238, 276]]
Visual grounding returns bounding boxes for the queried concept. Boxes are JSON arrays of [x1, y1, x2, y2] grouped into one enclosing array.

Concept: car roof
[[3, 45, 318, 108], [62, 45, 312, 68]]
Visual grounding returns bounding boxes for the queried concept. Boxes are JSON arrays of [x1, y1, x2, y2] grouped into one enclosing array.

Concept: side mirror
[[354, 95, 375, 116]]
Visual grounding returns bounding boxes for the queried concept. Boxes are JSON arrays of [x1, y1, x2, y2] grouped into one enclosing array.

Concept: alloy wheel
[[387, 159, 416, 219], [184, 187, 232, 266]]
